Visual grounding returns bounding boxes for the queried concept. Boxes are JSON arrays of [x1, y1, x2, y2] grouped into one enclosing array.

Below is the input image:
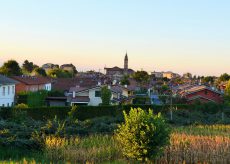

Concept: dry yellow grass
[[158, 133, 230, 163]]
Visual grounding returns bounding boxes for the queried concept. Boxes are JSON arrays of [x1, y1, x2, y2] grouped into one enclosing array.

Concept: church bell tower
[[124, 52, 128, 74]]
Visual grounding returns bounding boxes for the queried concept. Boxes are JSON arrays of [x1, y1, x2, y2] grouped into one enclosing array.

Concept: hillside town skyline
[[0, 53, 229, 77]]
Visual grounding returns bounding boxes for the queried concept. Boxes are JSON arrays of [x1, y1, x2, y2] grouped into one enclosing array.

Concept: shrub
[[14, 103, 29, 109], [115, 108, 171, 162]]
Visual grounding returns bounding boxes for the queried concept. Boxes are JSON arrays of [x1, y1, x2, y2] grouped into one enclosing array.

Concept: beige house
[[163, 71, 180, 79]]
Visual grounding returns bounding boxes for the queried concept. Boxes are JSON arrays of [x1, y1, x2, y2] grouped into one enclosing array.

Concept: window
[[2, 87, 5, 96], [12, 86, 15, 94], [8, 86, 10, 95], [95, 91, 101, 97]]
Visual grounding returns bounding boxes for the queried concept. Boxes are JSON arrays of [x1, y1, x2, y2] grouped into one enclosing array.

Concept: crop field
[[1, 125, 230, 164]]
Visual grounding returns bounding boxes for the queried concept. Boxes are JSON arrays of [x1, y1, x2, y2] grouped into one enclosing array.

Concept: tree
[[159, 84, 170, 94], [115, 108, 171, 162], [47, 68, 72, 78], [224, 80, 230, 103], [22, 60, 34, 73], [173, 78, 184, 85], [202, 76, 215, 84], [32, 67, 47, 77], [121, 75, 130, 85], [133, 70, 149, 84], [0, 60, 22, 76], [219, 73, 230, 82], [101, 86, 112, 105]]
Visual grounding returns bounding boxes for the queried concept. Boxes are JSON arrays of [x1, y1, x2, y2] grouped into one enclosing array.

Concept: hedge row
[[0, 103, 227, 121]]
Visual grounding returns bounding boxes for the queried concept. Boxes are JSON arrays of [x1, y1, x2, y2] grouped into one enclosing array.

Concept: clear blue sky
[[0, 0, 229, 76]]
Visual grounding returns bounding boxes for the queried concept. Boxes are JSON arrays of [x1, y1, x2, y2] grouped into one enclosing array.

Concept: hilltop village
[[0, 53, 228, 108]]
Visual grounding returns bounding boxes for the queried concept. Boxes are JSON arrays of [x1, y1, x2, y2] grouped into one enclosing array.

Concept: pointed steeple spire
[[124, 51, 128, 74], [125, 51, 128, 60]]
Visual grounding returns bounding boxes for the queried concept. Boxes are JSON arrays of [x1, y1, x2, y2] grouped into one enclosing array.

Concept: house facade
[[151, 71, 163, 78], [12, 76, 52, 94], [42, 63, 59, 72], [60, 64, 76, 73], [68, 85, 103, 106], [163, 71, 180, 79], [0, 75, 17, 107], [67, 84, 134, 106]]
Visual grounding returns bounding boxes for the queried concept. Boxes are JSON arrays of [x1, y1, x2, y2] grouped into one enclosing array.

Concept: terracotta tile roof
[[52, 77, 98, 91], [12, 76, 51, 85], [179, 85, 222, 96]]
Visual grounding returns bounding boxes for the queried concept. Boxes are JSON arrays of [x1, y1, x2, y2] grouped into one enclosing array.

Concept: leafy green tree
[[30, 91, 48, 107], [22, 60, 35, 73], [202, 76, 215, 84], [121, 75, 130, 85], [101, 86, 112, 105], [224, 80, 230, 103], [219, 73, 230, 82], [159, 84, 170, 94], [115, 108, 171, 162], [47, 68, 72, 78], [0, 60, 22, 76], [32, 67, 47, 77], [173, 78, 184, 85], [133, 71, 149, 84]]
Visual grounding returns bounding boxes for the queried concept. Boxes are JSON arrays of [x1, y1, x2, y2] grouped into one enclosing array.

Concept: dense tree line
[[0, 59, 77, 78]]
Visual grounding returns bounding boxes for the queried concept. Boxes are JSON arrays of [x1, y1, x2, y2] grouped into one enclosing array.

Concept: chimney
[[73, 91, 76, 98]]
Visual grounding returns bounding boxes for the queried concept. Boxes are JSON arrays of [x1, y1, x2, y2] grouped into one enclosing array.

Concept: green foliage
[[12, 104, 29, 122], [202, 76, 215, 84], [0, 60, 22, 76], [67, 105, 119, 121], [159, 95, 169, 104], [14, 103, 29, 109], [132, 70, 149, 84], [115, 108, 171, 161], [17, 92, 29, 104], [17, 91, 48, 107], [132, 96, 151, 105], [219, 73, 230, 82], [101, 86, 112, 105], [159, 84, 170, 94], [47, 90, 64, 97], [27, 90, 48, 107], [120, 75, 130, 85], [32, 67, 47, 77], [47, 68, 73, 78], [22, 60, 36, 73]]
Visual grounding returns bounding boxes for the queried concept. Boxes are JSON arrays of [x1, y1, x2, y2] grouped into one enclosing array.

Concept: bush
[[14, 103, 29, 109], [115, 108, 171, 162]]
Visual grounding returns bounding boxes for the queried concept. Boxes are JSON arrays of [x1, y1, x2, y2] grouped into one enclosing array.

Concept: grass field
[[1, 125, 230, 163]]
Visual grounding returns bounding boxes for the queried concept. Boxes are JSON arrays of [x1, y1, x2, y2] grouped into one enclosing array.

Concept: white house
[[0, 74, 17, 107], [68, 84, 135, 106], [68, 85, 103, 106]]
